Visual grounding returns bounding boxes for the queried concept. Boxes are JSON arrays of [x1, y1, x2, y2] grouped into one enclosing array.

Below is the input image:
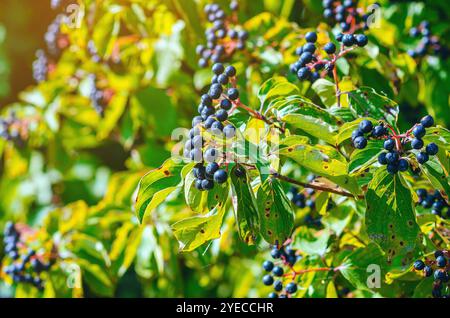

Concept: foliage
[[0, 0, 449, 298]]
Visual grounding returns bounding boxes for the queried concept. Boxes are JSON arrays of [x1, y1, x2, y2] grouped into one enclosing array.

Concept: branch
[[272, 173, 364, 199]]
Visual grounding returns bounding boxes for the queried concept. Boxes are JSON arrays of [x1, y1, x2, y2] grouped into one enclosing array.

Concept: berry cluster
[[2, 223, 56, 291], [262, 244, 301, 298], [322, 0, 372, 32], [0, 112, 27, 147], [89, 77, 114, 117], [413, 251, 449, 298], [196, 2, 248, 68], [407, 21, 448, 59], [416, 189, 449, 219], [32, 50, 50, 83], [184, 63, 238, 191], [45, 15, 69, 57], [289, 186, 316, 210], [351, 116, 439, 174], [290, 31, 368, 83]]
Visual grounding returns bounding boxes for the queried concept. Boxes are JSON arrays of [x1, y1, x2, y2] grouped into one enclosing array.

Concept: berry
[[201, 179, 214, 190], [342, 34, 355, 47], [217, 74, 229, 85], [211, 121, 224, 134], [378, 153, 388, 165], [416, 189, 427, 198], [204, 148, 218, 163], [268, 293, 278, 298], [194, 165, 206, 179], [414, 260, 425, 271], [220, 99, 232, 111], [262, 275, 274, 286], [286, 282, 298, 294], [272, 266, 284, 277], [263, 261, 274, 272], [201, 94, 213, 107], [435, 250, 444, 258], [297, 67, 311, 80], [212, 63, 224, 75], [434, 269, 446, 281], [359, 120, 373, 133], [372, 125, 386, 137], [383, 139, 395, 151], [213, 170, 228, 184], [195, 179, 204, 190], [300, 52, 313, 64], [417, 152, 429, 164], [223, 125, 236, 138], [411, 138, 424, 150], [323, 42, 336, 54], [413, 125, 426, 139], [386, 152, 399, 164], [303, 43, 316, 54], [215, 109, 228, 122], [351, 129, 364, 141], [274, 281, 283, 292], [387, 163, 398, 175], [227, 88, 239, 100], [225, 66, 236, 77], [206, 162, 219, 176], [436, 256, 447, 268], [209, 83, 223, 99], [398, 159, 409, 172], [271, 248, 282, 259], [426, 143, 439, 156], [305, 32, 318, 43], [355, 34, 368, 47], [421, 115, 434, 128], [353, 136, 367, 149]]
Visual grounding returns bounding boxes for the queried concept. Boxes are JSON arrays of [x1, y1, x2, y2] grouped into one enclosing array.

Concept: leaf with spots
[[135, 158, 189, 223], [347, 87, 399, 127], [291, 227, 331, 256], [279, 137, 361, 195], [349, 140, 384, 174], [230, 165, 260, 245], [256, 177, 294, 244], [172, 205, 227, 252], [184, 171, 230, 214], [365, 169, 421, 267]]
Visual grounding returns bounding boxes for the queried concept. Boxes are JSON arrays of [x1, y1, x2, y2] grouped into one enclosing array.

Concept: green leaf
[[135, 158, 187, 223], [311, 79, 336, 108], [258, 77, 299, 111], [172, 205, 226, 252], [349, 140, 384, 174], [340, 243, 387, 292], [347, 87, 399, 127], [291, 227, 330, 256], [365, 169, 421, 266], [279, 137, 361, 195], [230, 165, 260, 245], [422, 158, 450, 199], [256, 177, 294, 244], [274, 96, 340, 145], [423, 126, 450, 151]]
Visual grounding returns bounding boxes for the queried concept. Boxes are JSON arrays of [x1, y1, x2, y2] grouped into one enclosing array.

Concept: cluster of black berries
[[89, 77, 114, 117], [413, 251, 449, 298], [2, 223, 55, 291], [262, 244, 301, 298], [407, 21, 448, 59], [32, 50, 50, 83], [184, 63, 239, 191], [45, 15, 69, 57], [290, 31, 368, 83], [289, 186, 316, 210], [0, 113, 26, 147], [322, 0, 372, 32], [196, 2, 248, 68], [352, 116, 439, 174], [416, 189, 449, 219]]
